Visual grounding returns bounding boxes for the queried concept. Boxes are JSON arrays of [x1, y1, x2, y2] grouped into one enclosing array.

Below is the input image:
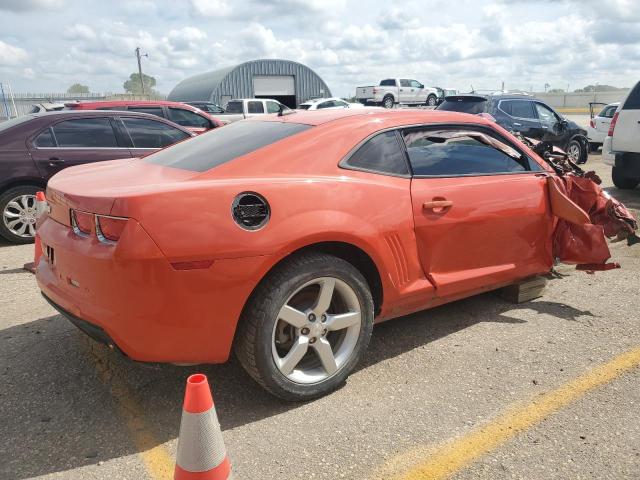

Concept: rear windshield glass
[[623, 81, 640, 110], [0, 115, 33, 133], [437, 97, 487, 114], [145, 121, 312, 172], [298, 104, 311, 110]]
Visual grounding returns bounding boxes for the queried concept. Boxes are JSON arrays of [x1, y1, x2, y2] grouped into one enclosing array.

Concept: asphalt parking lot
[[1, 152, 639, 480]]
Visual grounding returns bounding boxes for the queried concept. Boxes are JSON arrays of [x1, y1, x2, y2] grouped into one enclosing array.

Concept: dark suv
[[437, 93, 589, 163], [0, 110, 194, 244]]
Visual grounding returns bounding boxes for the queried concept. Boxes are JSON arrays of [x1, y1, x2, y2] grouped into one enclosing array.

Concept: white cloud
[[0, 40, 28, 66], [64, 23, 97, 41], [0, 0, 64, 11], [189, 0, 233, 17]]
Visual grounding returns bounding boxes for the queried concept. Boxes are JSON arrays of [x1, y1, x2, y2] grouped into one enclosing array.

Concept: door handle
[[423, 200, 453, 212], [48, 157, 65, 166], [513, 122, 522, 126]]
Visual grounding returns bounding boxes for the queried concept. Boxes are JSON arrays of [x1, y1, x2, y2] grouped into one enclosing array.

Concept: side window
[[127, 107, 165, 118], [410, 80, 422, 88], [380, 79, 396, 87], [602, 105, 617, 118], [168, 108, 211, 129], [622, 81, 640, 110], [33, 128, 56, 147], [247, 101, 264, 114], [52, 118, 118, 148], [403, 128, 528, 176], [400, 79, 411, 87], [500, 100, 536, 119], [534, 103, 559, 124], [122, 117, 190, 149], [342, 131, 409, 176], [317, 101, 335, 109], [335, 100, 349, 108], [266, 101, 281, 114]]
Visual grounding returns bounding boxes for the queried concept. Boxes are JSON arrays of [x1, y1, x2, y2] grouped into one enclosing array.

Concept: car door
[[533, 102, 565, 143], [29, 117, 132, 180], [496, 99, 542, 137], [399, 79, 412, 102], [118, 116, 192, 157], [405, 125, 553, 297], [409, 80, 424, 103], [246, 100, 265, 118]]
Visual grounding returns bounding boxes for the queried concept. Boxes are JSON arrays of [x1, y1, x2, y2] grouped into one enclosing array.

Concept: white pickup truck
[[356, 78, 439, 108], [218, 98, 290, 123]]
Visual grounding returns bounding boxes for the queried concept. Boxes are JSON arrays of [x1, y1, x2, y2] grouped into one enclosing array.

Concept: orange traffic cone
[[24, 191, 46, 274], [175, 374, 232, 480]]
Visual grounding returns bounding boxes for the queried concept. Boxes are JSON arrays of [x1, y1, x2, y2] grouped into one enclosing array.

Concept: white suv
[[603, 81, 640, 189]]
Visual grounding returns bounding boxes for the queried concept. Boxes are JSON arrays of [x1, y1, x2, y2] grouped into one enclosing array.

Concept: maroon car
[[0, 110, 194, 244]]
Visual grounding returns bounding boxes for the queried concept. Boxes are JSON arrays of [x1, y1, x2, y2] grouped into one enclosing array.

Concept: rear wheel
[[0, 185, 40, 244], [426, 95, 437, 107], [235, 252, 374, 401], [612, 167, 640, 190], [382, 95, 394, 109]]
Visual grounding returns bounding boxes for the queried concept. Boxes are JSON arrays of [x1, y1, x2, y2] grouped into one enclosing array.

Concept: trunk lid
[[46, 158, 197, 226]]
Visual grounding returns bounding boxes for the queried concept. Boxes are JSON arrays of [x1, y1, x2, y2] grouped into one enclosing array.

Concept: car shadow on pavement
[[0, 292, 594, 479], [604, 186, 640, 212]]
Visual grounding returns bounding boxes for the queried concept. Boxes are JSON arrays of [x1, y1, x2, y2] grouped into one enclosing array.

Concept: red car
[[36, 109, 632, 400], [66, 100, 223, 134]]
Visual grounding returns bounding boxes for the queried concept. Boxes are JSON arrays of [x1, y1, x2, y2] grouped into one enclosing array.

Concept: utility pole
[[135, 47, 148, 96]]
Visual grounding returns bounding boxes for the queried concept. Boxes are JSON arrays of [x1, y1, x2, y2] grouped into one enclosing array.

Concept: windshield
[[225, 101, 244, 114], [145, 120, 312, 172], [437, 97, 487, 114]]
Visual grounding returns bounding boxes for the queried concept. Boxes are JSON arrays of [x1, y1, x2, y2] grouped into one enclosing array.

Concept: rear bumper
[[36, 215, 271, 364]]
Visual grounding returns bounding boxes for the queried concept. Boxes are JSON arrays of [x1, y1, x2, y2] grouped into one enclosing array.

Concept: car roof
[[255, 107, 496, 128]]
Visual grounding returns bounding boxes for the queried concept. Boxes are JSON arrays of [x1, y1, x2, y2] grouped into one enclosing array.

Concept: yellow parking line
[[389, 346, 640, 480], [89, 346, 174, 480]]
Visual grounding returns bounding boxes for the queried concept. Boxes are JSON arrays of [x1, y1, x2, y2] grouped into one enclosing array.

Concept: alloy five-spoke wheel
[[3, 194, 37, 238], [0, 185, 40, 244], [272, 277, 361, 384], [235, 252, 374, 401], [566, 140, 583, 164]]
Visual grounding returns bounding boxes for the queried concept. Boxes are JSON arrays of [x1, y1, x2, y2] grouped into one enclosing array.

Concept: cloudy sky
[[0, 0, 639, 97]]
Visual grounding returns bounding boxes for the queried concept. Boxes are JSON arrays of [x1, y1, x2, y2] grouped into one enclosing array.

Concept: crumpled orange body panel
[[551, 174, 637, 268]]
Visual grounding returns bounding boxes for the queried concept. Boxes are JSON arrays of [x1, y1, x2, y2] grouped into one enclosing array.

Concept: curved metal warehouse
[[167, 59, 332, 109]]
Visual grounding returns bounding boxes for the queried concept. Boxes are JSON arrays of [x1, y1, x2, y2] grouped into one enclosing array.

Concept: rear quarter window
[[622, 81, 640, 110], [380, 79, 396, 86], [145, 121, 312, 172]]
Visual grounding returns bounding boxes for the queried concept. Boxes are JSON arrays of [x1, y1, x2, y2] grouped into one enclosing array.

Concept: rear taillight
[[589, 119, 595, 129], [95, 215, 128, 243], [71, 210, 93, 236], [608, 112, 619, 136]]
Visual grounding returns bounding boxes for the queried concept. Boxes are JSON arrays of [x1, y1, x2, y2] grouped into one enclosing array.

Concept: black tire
[[382, 95, 394, 109], [234, 252, 374, 401], [426, 95, 437, 107], [0, 185, 41, 244], [612, 167, 640, 190], [567, 138, 587, 164], [588, 142, 600, 153]]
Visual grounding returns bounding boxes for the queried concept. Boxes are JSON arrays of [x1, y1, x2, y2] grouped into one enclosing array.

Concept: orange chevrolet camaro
[[35, 108, 621, 400]]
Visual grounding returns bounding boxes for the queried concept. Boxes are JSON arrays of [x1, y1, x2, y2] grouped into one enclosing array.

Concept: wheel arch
[[0, 177, 46, 196]]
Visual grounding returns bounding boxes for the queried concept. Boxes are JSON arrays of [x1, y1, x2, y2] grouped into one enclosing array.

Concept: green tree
[[67, 83, 90, 94], [123, 73, 157, 95]]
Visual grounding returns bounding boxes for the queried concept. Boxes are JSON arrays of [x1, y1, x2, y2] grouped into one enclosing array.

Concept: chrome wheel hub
[[568, 144, 580, 162], [271, 277, 361, 385], [3, 194, 37, 238]]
